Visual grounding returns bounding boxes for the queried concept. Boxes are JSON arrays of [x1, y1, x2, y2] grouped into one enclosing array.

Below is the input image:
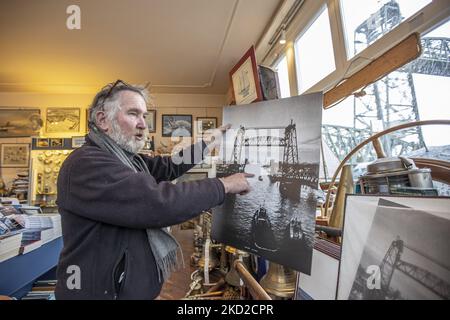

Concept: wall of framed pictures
[[0, 92, 225, 190]]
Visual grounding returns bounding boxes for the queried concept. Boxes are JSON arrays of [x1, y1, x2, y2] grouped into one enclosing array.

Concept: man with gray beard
[[55, 80, 252, 299]]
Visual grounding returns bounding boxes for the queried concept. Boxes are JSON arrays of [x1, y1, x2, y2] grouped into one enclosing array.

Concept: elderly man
[[55, 80, 252, 300]]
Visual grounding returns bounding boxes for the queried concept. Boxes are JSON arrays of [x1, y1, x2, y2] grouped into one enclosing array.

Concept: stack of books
[[0, 231, 23, 263], [40, 214, 62, 239], [10, 171, 29, 203], [18, 215, 53, 229], [21, 280, 57, 300], [9, 213, 62, 254]]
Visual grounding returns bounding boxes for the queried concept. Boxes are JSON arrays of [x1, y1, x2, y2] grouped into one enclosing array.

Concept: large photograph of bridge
[[338, 196, 450, 300], [211, 93, 322, 274]]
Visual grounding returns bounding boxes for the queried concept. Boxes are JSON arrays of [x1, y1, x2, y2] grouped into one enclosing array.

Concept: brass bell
[[259, 262, 297, 299]]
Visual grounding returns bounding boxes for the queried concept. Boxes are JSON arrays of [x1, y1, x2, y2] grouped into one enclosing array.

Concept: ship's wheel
[[322, 119, 450, 232]]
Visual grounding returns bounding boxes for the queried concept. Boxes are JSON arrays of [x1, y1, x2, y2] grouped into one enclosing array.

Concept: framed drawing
[[229, 46, 263, 105], [162, 114, 192, 137], [196, 117, 217, 135], [46, 107, 80, 133], [337, 195, 450, 300], [146, 109, 156, 133], [0, 143, 30, 167], [0, 108, 42, 137]]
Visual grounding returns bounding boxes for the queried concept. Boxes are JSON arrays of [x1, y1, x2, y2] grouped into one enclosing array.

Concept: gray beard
[[109, 121, 146, 154]]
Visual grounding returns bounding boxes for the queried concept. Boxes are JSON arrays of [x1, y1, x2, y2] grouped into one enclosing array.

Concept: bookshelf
[[0, 237, 63, 298]]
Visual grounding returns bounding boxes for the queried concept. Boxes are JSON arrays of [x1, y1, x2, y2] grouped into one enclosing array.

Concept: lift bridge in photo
[[367, 236, 450, 300], [226, 120, 318, 190], [322, 0, 450, 162]]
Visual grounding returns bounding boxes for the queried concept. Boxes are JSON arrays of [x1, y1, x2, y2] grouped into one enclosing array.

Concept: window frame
[[260, 0, 450, 102]]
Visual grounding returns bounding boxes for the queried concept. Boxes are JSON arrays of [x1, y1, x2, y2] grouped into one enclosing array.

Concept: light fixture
[[279, 25, 287, 45]]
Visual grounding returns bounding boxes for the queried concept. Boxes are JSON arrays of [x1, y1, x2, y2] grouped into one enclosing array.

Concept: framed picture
[[162, 114, 192, 137], [36, 138, 50, 148], [196, 117, 217, 135], [146, 109, 156, 133], [71, 136, 86, 148], [46, 107, 80, 133], [50, 138, 63, 148], [337, 195, 450, 300], [229, 46, 263, 105], [0, 108, 42, 137], [0, 143, 30, 167], [258, 65, 281, 101]]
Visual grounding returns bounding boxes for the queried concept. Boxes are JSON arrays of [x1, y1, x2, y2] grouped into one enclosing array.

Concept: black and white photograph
[[162, 114, 192, 137], [212, 93, 322, 274], [338, 196, 450, 300]]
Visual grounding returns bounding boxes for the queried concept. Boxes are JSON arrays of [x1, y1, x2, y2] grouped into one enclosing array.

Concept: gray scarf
[[88, 123, 183, 282]]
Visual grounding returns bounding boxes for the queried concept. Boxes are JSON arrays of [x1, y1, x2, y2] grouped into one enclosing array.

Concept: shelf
[[0, 237, 63, 298]]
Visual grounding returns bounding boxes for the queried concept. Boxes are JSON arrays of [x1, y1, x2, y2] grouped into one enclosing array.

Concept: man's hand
[[219, 173, 254, 195]]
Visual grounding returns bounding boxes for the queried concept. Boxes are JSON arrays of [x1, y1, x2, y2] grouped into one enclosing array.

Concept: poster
[[212, 93, 322, 274]]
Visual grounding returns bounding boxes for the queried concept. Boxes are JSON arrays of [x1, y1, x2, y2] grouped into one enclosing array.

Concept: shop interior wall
[[0, 92, 226, 188]]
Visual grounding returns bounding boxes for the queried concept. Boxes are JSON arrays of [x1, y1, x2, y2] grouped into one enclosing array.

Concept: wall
[[0, 91, 226, 188]]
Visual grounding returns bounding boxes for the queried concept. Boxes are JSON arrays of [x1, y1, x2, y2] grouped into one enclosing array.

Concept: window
[[322, 18, 450, 166], [295, 6, 336, 93], [340, 0, 432, 58], [274, 55, 291, 98]]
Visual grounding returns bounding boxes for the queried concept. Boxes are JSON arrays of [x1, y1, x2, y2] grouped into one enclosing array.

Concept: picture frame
[[162, 114, 192, 137], [71, 136, 86, 148], [46, 107, 80, 133], [196, 117, 217, 135], [146, 109, 156, 133], [0, 143, 30, 168], [36, 138, 50, 148], [229, 46, 263, 105], [50, 138, 63, 148], [0, 108, 42, 137]]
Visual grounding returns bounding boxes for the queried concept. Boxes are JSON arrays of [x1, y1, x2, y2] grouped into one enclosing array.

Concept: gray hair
[[88, 80, 150, 126]]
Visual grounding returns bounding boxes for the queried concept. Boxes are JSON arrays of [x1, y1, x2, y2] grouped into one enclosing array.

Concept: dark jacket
[[54, 137, 225, 300]]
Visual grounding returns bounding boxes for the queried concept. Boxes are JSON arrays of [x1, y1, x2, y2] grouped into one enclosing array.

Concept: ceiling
[[0, 0, 283, 95]]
